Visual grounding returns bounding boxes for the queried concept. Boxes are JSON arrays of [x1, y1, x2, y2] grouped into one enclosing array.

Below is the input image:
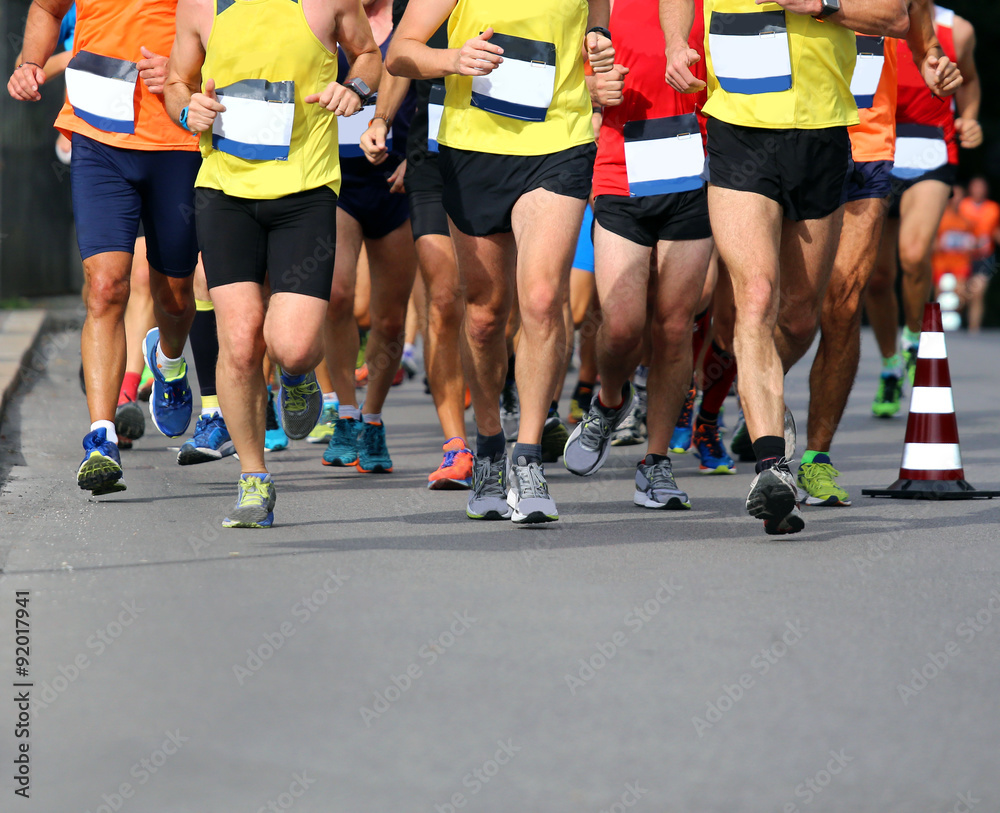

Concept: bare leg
[[866, 216, 902, 359], [81, 251, 132, 424], [124, 237, 154, 378], [324, 210, 364, 409], [898, 180, 951, 333]]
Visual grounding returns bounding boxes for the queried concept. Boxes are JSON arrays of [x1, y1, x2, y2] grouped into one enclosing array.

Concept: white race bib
[[213, 79, 295, 161], [470, 32, 555, 122], [624, 114, 705, 197], [892, 124, 948, 179], [851, 35, 885, 110], [708, 11, 792, 95], [65, 51, 138, 134], [427, 83, 445, 153]]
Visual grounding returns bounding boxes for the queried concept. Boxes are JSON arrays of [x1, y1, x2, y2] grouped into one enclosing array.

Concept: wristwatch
[[816, 0, 841, 19], [179, 105, 197, 135], [344, 78, 373, 105]]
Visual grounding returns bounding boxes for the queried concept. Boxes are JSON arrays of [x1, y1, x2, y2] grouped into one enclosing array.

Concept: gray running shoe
[[634, 457, 691, 509], [507, 457, 558, 524], [222, 475, 276, 528], [563, 384, 635, 476], [467, 455, 512, 520], [784, 406, 797, 460], [541, 416, 569, 463], [115, 399, 146, 441], [500, 380, 519, 441], [280, 370, 322, 440], [745, 460, 803, 535], [611, 397, 647, 447]]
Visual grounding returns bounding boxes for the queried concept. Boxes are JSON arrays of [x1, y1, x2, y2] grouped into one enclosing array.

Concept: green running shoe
[[797, 456, 852, 506], [904, 344, 918, 386], [222, 474, 276, 528], [872, 373, 903, 418], [307, 401, 339, 444]]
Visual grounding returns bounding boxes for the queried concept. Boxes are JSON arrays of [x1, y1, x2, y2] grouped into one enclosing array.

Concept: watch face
[[351, 79, 371, 96]]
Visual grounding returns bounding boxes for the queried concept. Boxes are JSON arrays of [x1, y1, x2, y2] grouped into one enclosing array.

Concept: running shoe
[[745, 459, 804, 535], [137, 363, 153, 402], [118, 435, 133, 451], [142, 327, 193, 438], [669, 385, 696, 453], [633, 456, 690, 510], [797, 456, 852, 506], [428, 437, 474, 490], [391, 365, 405, 387], [904, 343, 919, 385], [872, 373, 903, 418], [222, 474, 276, 529], [322, 417, 361, 466], [357, 330, 368, 368], [564, 384, 634, 476], [279, 370, 322, 440], [265, 389, 288, 452], [77, 428, 126, 495], [507, 457, 558, 524], [568, 382, 594, 425], [611, 397, 647, 447], [115, 398, 145, 441], [355, 363, 369, 388], [692, 421, 736, 474], [402, 349, 420, 379], [177, 413, 235, 465], [467, 455, 512, 520], [729, 416, 755, 462], [784, 406, 797, 460], [306, 401, 339, 444], [500, 380, 519, 441], [357, 421, 393, 473], [541, 416, 569, 463]]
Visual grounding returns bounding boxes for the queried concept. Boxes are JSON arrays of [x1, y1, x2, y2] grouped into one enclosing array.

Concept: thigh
[[196, 188, 267, 290], [366, 221, 418, 313], [416, 233, 460, 297], [210, 281, 267, 347], [265, 188, 338, 301], [779, 208, 844, 310], [331, 208, 364, 302], [138, 150, 201, 277], [449, 220, 516, 312], [899, 180, 951, 259], [707, 185, 783, 302], [593, 220, 653, 325], [511, 187, 585, 300], [829, 196, 889, 293], [653, 237, 714, 320], [71, 135, 141, 261]]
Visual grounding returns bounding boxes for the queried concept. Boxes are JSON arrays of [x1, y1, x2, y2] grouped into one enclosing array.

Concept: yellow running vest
[[439, 0, 594, 156], [196, 0, 341, 198], [703, 0, 859, 129]]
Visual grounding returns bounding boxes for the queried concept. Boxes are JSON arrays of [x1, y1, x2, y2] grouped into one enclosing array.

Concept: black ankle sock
[[548, 400, 559, 418], [189, 306, 219, 398], [505, 354, 516, 385], [644, 453, 668, 465], [512, 442, 542, 464], [752, 435, 786, 473], [476, 431, 506, 461]]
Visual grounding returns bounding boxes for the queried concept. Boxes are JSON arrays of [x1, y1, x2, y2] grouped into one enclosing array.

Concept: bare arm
[[164, 0, 220, 132], [360, 69, 412, 165], [7, 0, 74, 101], [387, 0, 493, 80], [761, 0, 909, 38], [335, 0, 382, 94], [660, 0, 705, 93], [905, 0, 961, 98], [951, 16, 981, 149]]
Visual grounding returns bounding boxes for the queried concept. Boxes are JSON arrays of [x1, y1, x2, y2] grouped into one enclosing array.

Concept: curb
[[0, 310, 49, 428]]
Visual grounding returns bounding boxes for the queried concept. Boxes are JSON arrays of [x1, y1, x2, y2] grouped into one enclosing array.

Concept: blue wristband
[[179, 105, 197, 135]]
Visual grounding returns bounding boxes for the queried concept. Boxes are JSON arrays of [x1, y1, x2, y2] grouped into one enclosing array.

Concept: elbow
[[888, 7, 910, 38]]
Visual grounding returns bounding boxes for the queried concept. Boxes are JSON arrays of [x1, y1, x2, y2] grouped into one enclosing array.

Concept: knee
[[898, 241, 926, 273], [780, 306, 821, 348], [518, 285, 564, 330], [326, 284, 354, 320], [737, 278, 777, 322], [653, 314, 694, 352], [599, 311, 644, 358], [370, 304, 406, 340], [464, 303, 506, 347], [269, 337, 322, 375], [428, 286, 464, 324], [822, 279, 864, 331], [85, 274, 130, 317], [219, 329, 265, 375]]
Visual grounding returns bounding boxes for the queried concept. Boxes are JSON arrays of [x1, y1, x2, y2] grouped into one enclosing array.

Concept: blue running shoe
[[77, 428, 126, 495], [357, 421, 393, 473], [692, 420, 736, 474], [265, 388, 288, 452], [177, 413, 236, 465], [143, 327, 192, 438], [222, 474, 276, 529], [322, 417, 360, 466], [669, 384, 696, 454]]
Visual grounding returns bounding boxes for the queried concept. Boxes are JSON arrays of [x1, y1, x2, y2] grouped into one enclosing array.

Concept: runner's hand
[[589, 64, 629, 107], [187, 78, 226, 132], [955, 118, 983, 149], [454, 27, 504, 76], [586, 32, 615, 74], [922, 53, 962, 98], [305, 82, 363, 116], [388, 160, 406, 194], [664, 44, 705, 94], [7, 62, 46, 101], [137, 46, 169, 94], [361, 118, 390, 165]]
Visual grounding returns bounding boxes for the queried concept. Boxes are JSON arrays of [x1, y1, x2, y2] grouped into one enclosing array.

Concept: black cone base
[[863, 478, 1000, 500]]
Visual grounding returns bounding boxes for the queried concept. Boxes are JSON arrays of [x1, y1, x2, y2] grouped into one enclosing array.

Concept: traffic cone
[[863, 303, 1000, 500]]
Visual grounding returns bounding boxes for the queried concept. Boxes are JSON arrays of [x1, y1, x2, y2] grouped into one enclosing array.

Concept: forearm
[[386, 38, 455, 80], [587, 0, 610, 31], [42, 49, 72, 77], [164, 78, 196, 125], [372, 69, 412, 122], [344, 50, 383, 94], [904, 0, 941, 66], [956, 75, 980, 122], [660, 0, 695, 52], [19, 1, 67, 68], [823, 0, 909, 38]]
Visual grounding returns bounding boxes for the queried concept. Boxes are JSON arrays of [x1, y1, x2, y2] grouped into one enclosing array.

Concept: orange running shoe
[[355, 363, 369, 387], [464, 387, 472, 410], [427, 437, 473, 490], [391, 365, 405, 386]]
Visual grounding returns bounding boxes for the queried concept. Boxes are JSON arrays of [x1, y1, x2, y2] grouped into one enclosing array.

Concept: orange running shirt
[[959, 198, 1000, 259], [848, 35, 897, 163], [54, 0, 197, 151], [933, 207, 976, 285]]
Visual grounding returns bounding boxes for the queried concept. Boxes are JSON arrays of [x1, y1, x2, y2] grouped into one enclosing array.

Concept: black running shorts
[[706, 118, 852, 222], [439, 142, 596, 236], [887, 163, 957, 219], [593, 188, 711, 247], [195, 186, 337, 300], [405, 151, 450, 240]]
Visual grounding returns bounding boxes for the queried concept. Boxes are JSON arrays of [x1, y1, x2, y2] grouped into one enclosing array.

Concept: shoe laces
[[362, 423, 387, 457], [161, 376, 190, 405], [695, 422, 725, 459], [802, 461, 842, 483], [441, 447, 469, 469], [878, 374, 901, 402], [238, 476, 270, 508], [512, 460, 549, 499], [472, 457, 505, 499], [677, 386, 696, 428], [580, 405, 617, 450], [283, 378, 319, 411], [645, 458, 679, 490]]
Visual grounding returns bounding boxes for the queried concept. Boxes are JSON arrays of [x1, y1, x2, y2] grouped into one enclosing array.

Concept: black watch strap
[[587, 26, 611, 40]]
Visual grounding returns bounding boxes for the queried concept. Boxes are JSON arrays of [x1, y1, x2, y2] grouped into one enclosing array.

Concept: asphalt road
[[1, 323, 998, 813]]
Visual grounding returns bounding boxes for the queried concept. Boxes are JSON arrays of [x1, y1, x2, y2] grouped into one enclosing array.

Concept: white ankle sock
[[155, 345, 184, 380], [91, 420, 118, 445], [340, 405, 361, 421], [363, 412, 382, 425]]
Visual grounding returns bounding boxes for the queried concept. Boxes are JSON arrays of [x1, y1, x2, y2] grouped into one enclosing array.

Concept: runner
[[866, 5, 980, 413], [8, 0, 202, 495], [959, 177, 1000, 333], [564, 0, 714, 512], [798, 0, 960, 506], [165, 0, 381, 527], [663, 0, 909, 535], [321, 0, 417, 477], [388, 0, 616, 524]]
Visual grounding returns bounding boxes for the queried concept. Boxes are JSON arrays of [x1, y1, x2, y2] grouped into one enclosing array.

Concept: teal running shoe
[[322, 417, 361, 466], [222, 474, 276, 528], [669, 384, 696, 453], [357, 421, 393, 473], [265, 388, 288, 452]]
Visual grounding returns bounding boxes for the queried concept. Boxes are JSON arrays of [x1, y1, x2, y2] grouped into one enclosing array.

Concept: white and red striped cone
[[863, 303, 999, 500]]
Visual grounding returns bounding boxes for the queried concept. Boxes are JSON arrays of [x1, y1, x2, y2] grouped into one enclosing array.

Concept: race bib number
[[470, 32, 556, 122], [624, 114, 705, 197], [708, 11, 792, 95], [213, 79, 295, 161], [65, 51, 138, 134]]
